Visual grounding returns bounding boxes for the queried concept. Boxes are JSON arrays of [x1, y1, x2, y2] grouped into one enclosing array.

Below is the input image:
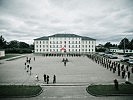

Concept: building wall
[[34, 37, 96, 53], [0, 50, 5, 57]]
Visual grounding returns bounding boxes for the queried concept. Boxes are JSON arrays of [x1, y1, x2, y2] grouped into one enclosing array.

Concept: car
[[127, 59, 133, 66], [109, 55, 118, 59], [120, 58, 129, 62]]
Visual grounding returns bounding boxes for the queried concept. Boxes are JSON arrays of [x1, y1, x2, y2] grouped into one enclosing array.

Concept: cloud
[[0, 0, 133, 44]]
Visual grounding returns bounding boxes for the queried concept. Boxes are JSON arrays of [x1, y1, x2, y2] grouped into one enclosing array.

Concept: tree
[[19, 42, 29, 48], [118, 38, 130, 49], [104, 42, 112, 48], [0, 35, 7, 49], [128, 39, 133, 50], [8, 40, 19, 49]]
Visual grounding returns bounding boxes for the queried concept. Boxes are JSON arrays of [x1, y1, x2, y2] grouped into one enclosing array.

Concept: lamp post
[[123, 37, 125, 55]]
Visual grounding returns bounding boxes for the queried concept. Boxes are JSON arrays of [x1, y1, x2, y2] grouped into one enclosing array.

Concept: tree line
[[96, 38, 133, 52], [0, 35, 33, 53]]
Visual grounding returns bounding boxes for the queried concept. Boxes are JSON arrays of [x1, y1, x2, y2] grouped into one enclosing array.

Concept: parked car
[[109, 55, 118, 59], [120, 58, 129, 62], [127, 59, 133, 66]]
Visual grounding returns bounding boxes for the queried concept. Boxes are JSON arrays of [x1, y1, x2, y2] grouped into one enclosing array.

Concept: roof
[[34, 33, 96, 40], [81, 36, 96, 40], [49, 33, 81, 38], [34, 36, 49, 40]]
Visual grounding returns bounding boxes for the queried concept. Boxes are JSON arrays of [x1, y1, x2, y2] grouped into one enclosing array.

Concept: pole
[[124, 38, 125, 55]]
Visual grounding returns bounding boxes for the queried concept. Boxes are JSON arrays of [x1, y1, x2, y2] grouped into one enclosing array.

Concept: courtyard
[[0, 54, 133, 100]]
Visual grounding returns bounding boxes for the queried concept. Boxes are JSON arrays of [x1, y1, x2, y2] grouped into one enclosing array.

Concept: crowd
[[87, 54, 133, 82]]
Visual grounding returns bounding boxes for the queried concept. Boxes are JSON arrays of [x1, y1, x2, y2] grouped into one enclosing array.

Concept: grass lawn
[[0, 85, 42, 97], [87, 84, 133, 96], [0, 54, 20, 60]]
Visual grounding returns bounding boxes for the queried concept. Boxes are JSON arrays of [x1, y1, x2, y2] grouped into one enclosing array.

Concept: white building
[[34, 34, 96, 53], [109, 47, 133, 54], [0, 50, 5, 57]]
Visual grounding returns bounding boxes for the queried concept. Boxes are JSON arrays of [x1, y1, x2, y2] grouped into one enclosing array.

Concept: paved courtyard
[[0, 54, 133, 100]]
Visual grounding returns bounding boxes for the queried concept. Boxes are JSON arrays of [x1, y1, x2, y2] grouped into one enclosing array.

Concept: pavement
[[0, 54, 133, 100]]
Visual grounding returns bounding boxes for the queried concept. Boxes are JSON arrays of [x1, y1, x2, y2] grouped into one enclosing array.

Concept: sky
[[0, 0, 133, 45]]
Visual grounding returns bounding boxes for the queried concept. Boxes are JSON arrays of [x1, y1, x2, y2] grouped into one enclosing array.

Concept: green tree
[[8, 40, 19, 49], [104, 42, 112, 48], [118, 38, 130, 49], [0, 35, 7, 49], [19, 42, 29, 48], [128, 39, 133, 50]]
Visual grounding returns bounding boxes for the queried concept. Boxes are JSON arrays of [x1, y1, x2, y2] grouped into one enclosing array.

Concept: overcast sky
[[0, 0, 133, 44]]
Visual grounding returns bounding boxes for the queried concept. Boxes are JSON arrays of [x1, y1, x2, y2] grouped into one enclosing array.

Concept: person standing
[[46, 75, 49, 84], [35, 74, 39, 81], [53, 75, 56, 84], [43, 74, 46, 82], [34, 57, 35, 61]]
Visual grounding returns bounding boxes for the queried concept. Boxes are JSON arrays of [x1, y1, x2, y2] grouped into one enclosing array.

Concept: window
[[72, 45, 74, 48], [69, 45, 70, 48], [86, 45, 87, 47], [79, 45, 80, 48], [43, 41, 45, 44], [86, 41, 87, 44], [79, 41, 80, 44], [36, 41, 38, 44], [86, 49, 87, 51], [76, 41, 77, 44], [43, 49, 45, 51], [64, 45, 66, 47], [69, 41, 70, 44], [47, 49, 48, 51], [40, 45, 41, 48], [64, 41, 66, 44], [82, 45, 84, 48], [72, 41, 74, 44], [40, 49, 41, 52], [40, 41, 41, 44], [36, 45, 38, 48], [60, 41, 62, 44], [75, 45, 77, 48], [36, 49, 38, 52]]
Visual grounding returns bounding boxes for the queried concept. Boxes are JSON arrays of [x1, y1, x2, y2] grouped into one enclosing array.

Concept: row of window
[[35, 41, 94, 44], [36, 49, 94, 52], [36, 45, 94, 48], [49, 37, 81, 40]]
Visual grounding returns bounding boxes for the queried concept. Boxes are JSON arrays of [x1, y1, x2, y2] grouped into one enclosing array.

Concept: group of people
[[24, 57, 35, 75], [35, 74, 56, 84], [87, 54, 133, 82], [43, 74, 56, 84], [62, 58, 68, 66]]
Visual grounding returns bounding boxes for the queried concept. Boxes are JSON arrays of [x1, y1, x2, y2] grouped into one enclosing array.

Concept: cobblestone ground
[[0, 54, 133, 100]]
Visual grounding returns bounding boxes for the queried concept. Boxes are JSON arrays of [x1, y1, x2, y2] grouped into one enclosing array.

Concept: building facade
[[0, 50, 5, 57], [34, 34, 96, 53]]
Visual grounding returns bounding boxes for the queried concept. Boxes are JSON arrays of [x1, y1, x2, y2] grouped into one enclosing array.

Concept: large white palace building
[[34, 34, 96, 53]]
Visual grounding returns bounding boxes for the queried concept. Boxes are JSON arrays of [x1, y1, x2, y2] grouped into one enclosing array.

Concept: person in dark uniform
[[128, 71, 130, 78], [64, 61, 66, 66], [53, 75, 56, 84], [43, 74, 46, 82], [46, 75, 49, 84], [114, 79, 119, 90]]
